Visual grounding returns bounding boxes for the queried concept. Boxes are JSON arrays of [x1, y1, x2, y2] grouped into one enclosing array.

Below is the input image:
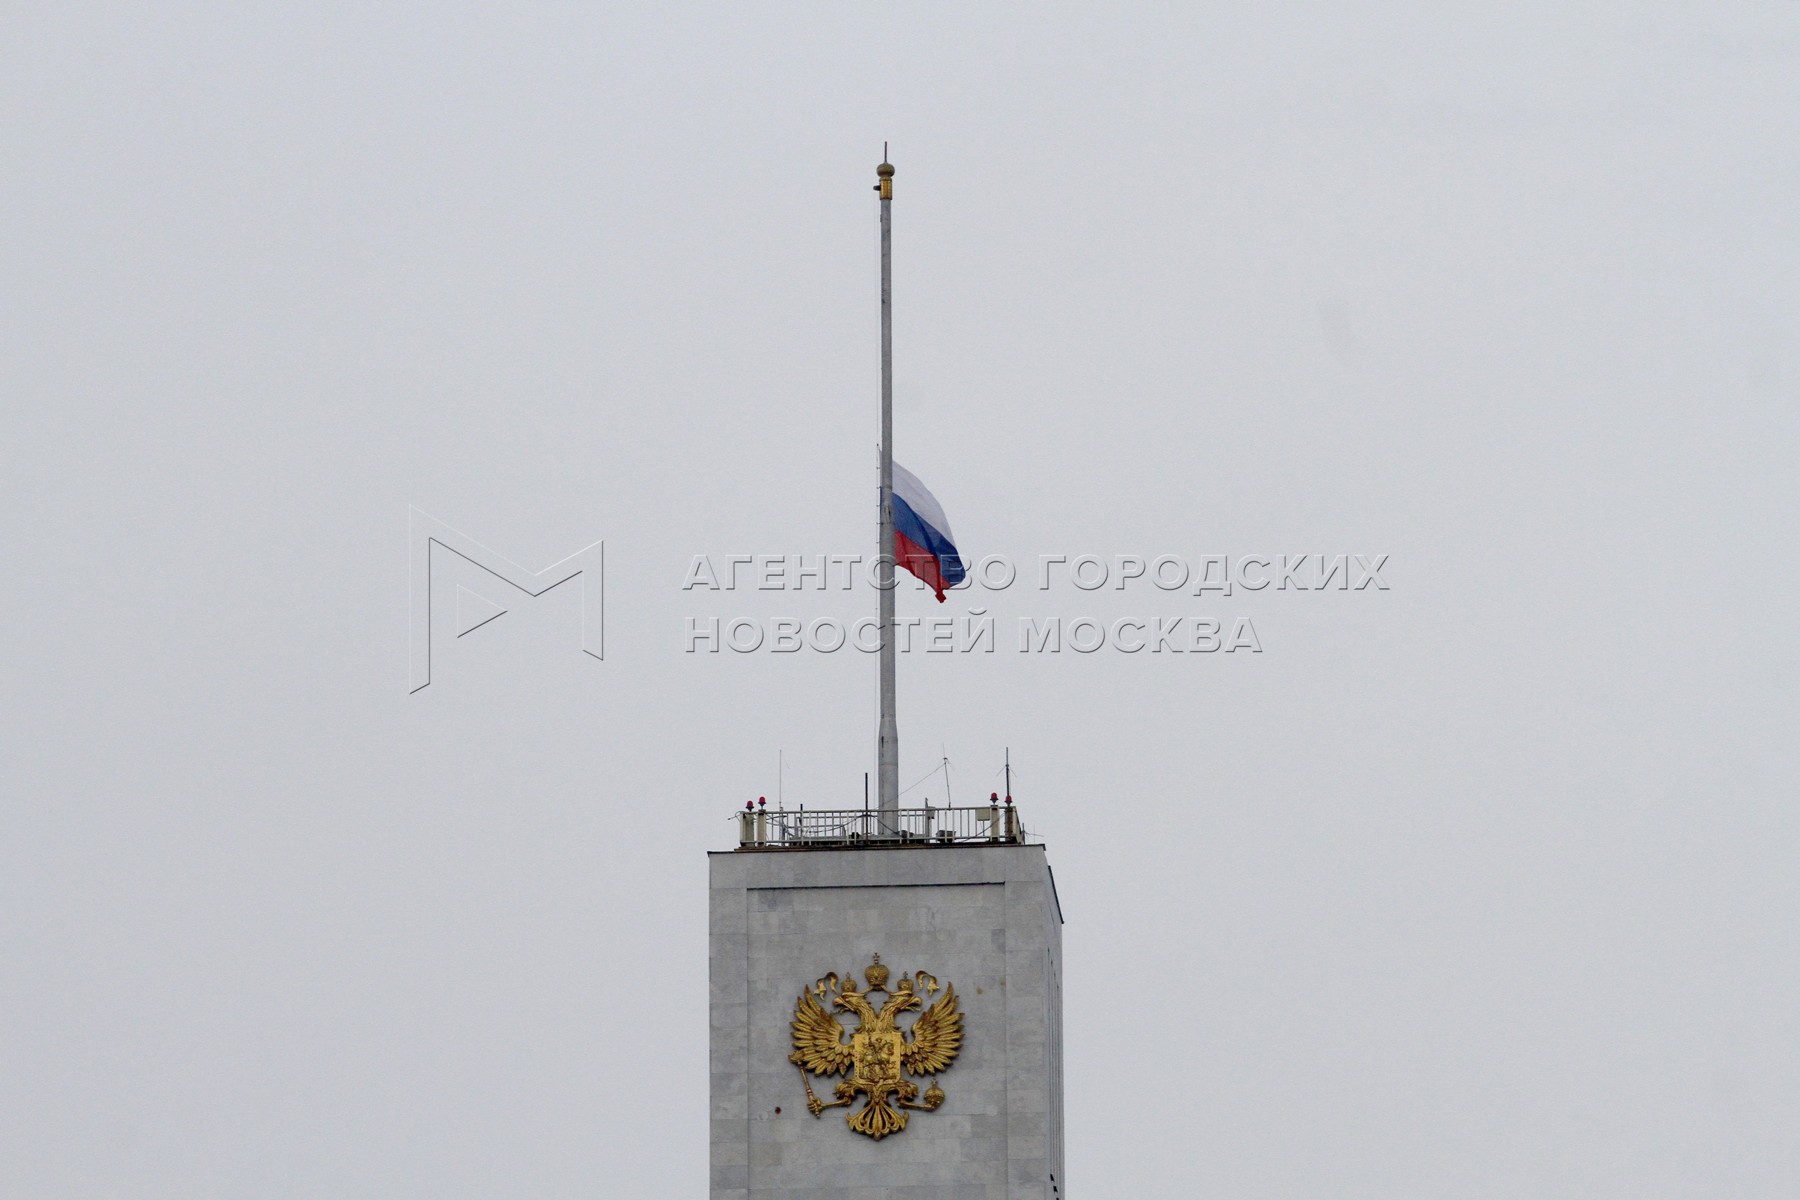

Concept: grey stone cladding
[[709, 843, 1065, 1200]]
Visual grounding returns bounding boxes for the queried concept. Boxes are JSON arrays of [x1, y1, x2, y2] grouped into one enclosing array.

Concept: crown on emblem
[[864, 954, 890, 992]]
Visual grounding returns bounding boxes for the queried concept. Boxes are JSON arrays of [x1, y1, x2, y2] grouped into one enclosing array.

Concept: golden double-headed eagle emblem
[[788, 954, 963, 1140]]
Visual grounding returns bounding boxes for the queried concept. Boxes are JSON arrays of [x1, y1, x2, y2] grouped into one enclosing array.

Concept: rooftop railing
[[733, 799, 1024, 849]]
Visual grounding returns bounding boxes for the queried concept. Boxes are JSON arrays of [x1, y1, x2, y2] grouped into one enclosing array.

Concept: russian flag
[[892, 462, 965, 602]]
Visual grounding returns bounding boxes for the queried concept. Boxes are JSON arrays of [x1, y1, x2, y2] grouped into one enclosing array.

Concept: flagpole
[[876, 151, 899, 827]]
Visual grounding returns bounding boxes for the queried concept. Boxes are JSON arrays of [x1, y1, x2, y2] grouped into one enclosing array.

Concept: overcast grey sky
[[4, 5, 1797, 1197]]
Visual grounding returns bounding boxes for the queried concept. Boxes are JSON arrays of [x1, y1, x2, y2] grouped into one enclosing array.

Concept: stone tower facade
[[709, 815, 1064, 1200]]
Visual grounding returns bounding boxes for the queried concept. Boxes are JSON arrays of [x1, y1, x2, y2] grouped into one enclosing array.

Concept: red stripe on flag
[[894, 530, 949, 602]]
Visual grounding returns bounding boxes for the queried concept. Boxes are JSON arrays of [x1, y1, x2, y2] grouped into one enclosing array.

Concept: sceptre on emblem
[[788, 954, 962, 1140]]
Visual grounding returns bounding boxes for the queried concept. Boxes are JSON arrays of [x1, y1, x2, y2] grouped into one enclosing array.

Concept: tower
[[708, 156, 1064, 1198], [709, 801, 1065, 1198]]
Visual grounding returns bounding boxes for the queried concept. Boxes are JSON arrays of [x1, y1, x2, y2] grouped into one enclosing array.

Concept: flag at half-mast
[[892, 462, 965, 602]]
